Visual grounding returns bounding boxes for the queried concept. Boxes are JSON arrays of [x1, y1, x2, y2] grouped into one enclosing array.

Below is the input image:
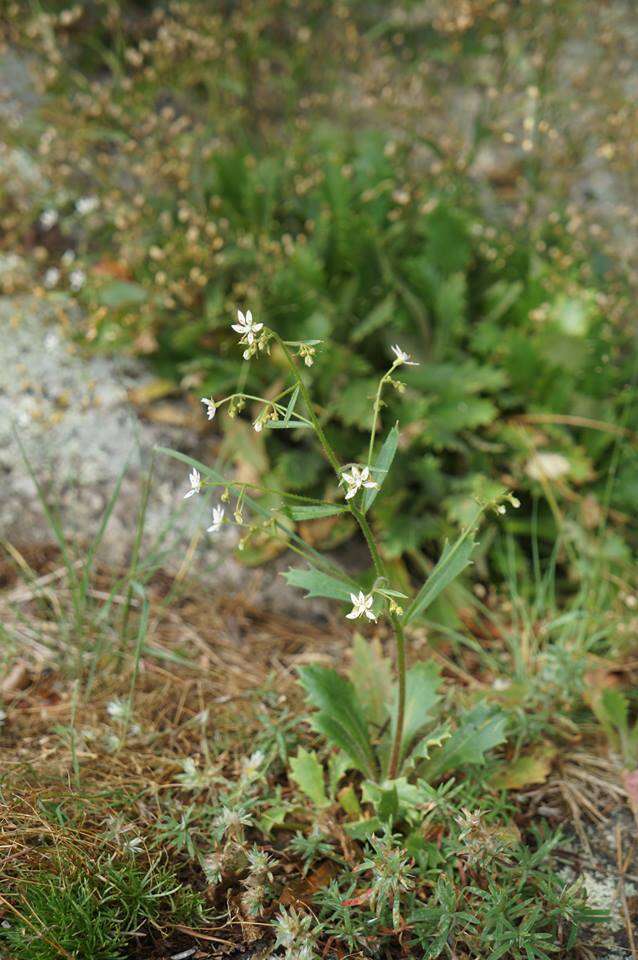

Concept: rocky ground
[[0, 289, 326, 616]]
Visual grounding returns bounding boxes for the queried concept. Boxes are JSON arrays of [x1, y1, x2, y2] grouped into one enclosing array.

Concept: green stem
[[368, 362, 399, 466], [354, 509, 406, 781], [276, 334, 407, 779], [387, 617, 406, 779], [275, 336, 342, 478]]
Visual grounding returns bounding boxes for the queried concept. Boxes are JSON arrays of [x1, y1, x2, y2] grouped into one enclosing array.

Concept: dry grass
[[1, 544, 636, 958]]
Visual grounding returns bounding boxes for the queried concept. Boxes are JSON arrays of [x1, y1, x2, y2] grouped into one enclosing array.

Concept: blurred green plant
[[4, 1, 636, 581]]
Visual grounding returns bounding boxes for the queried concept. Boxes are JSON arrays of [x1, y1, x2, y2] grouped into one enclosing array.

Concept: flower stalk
[[183, 311, 422, 782], [274, 332, 409, 780]]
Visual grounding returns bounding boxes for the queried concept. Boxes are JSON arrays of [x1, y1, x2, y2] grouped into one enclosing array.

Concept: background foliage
[[3, 0, 637, 583]]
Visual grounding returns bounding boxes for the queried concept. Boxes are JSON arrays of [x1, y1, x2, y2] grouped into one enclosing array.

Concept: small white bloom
[[206, 505, 225, 533], [75, 195, 99, 215], [123, 836, 144, 855], [253, 418, 263, 432], [201, 397, 216, 420], [40, 208, 58, 229], [525, 452, 570, 482], [44, 267, 60, 289], [231, 308, 263, 345], [107, 699, 129, 720], [241, 749, 265, 779], [184, 468, 201, 499], [391, 344, 419, 366], [61, 249, 76, 266], [341, 465, 378, 500], [69, 268, 86, 291], [346, 591, 377, 622]]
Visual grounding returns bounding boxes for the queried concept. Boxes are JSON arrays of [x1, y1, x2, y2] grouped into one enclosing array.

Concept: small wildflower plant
[[166, 309, 518, 782]]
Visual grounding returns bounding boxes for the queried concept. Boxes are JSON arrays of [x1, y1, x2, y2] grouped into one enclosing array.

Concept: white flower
[[241, 749, 265, 779], [231, 308, 263, 345], [40, 208, 58, 229], [69, 269, 86, 291], [206, 505, 225, 533], [123, 836, 144, 855], [107, 699, 129, 720], [341, 465, 378, 500], [75, 195, 99, 215], [61, 249, 76, 266], [253, 418, 263, 432], [525, 452, 570, 482], [391, 344, 419, 366], [346, 591, 377, 622], [201, 397, 216, 420], [184, 468, 201, 499], [44, 267, 60, 289]]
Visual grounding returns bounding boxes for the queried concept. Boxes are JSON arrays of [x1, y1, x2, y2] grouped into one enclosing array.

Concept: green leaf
[[289, 748, 329, 808], [390, 661, 441, 770], [408, 724, 451, 764], [283, 384, 300, 424], [421, 704, 507, 780], [332, 378, 379, 429], [404, 506, 484, 624], [348, 634, 393, 728], [265, 419, 312, 430], [298, 665, 377, 778], [282, 566, 356, 601], [338, 784, 362, 818], [288, 503, 348, 521], [600, 689, 629, 734], [96, 280, 148, 309], [344, 816, 383, 840], [433, 272, 467, 341], [363, 423, 399, 512], [351, 293, 396, 343], [328, 752, 351, 798], [375, 784, 399, 820]]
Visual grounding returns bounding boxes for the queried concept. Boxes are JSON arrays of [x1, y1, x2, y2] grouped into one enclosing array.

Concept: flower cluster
[[232, 309, 266, 360], [180, 309, 405, 629]]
